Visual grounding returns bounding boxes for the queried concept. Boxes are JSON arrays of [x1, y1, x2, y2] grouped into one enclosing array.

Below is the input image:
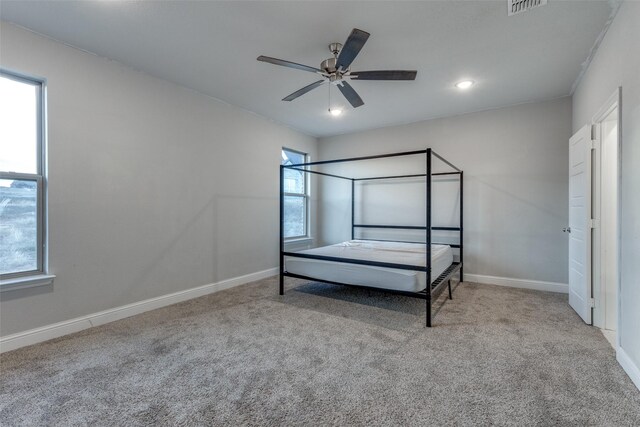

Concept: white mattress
[[285, 240, 453, 292]]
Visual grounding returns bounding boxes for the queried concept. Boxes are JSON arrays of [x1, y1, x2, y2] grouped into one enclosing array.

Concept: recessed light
[[455, 80, 474, 90], [329, 108, 342, 117]]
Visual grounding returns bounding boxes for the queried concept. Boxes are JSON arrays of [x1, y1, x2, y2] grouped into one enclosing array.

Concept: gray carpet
[[1, 277, 639, 426]]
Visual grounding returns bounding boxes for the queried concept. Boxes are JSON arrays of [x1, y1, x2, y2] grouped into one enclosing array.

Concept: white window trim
[[285, 237, 314, 245], [282, 147, 310, 241], [0, 69, 54, 291], [0, 274, 55, 293]]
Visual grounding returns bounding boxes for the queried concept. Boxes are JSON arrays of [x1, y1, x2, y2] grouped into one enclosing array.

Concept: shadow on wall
[[0, 282, 53, 302], [123, 193, 279, 302], [469, 174, 567, 281], [475, 176, 566, 221], [1, 193, 279, 307]]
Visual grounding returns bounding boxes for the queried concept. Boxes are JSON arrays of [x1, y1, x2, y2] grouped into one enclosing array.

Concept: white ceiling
[[1, 1, 613, 137]]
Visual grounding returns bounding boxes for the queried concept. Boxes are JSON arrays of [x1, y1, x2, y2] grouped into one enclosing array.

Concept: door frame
[[590, 87, 622, 348]]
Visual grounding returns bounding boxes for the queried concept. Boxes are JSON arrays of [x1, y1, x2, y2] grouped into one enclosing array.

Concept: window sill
[[285, 237, 314, 244], [0, 274, 55, 293]]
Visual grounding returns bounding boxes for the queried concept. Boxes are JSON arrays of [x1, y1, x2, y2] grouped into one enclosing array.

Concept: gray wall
[[0, 23, 316, 336], [318, 97, 572, 284], [572, 1, 640, 380]]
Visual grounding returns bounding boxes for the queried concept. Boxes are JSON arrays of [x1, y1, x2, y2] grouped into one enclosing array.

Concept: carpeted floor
[[1, 277, 639, 426]]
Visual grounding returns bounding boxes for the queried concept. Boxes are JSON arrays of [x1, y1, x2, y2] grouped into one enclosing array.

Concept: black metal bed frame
[[279, 149, 463, 327]]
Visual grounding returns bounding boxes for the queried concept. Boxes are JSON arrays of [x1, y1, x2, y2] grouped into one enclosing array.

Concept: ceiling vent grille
[[508, 0, 547, 16]]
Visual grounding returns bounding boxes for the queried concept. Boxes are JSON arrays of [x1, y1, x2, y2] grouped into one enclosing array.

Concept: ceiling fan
[[257, 28, 417, 109]]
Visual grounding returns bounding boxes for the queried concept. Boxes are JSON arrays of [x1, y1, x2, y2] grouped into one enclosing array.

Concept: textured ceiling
[[0, 1, 614, 137]]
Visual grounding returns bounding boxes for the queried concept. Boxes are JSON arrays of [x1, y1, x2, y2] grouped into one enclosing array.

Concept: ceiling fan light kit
[[455, 80, 475, 89], [257, 28, 417, 110]]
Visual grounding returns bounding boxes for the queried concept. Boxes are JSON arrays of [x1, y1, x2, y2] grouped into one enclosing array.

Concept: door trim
[[591, 87, 621, 349]]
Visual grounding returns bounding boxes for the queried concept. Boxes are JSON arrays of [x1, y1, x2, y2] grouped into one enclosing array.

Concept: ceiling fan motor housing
[[322, 43, 348, 75], [321, 60, 350, 83], [321, 57, 337, 74]]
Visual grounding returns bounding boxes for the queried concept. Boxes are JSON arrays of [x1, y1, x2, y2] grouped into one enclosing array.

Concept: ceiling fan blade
[[337, 81, 364, 108], [336, 28, 370, 70], [282, 80, 325, 101], [257, 56, 322, 74], [350, 70, 417, 80]]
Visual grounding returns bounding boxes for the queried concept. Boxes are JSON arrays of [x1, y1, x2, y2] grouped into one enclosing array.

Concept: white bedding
[[285, 240, 453, 292]]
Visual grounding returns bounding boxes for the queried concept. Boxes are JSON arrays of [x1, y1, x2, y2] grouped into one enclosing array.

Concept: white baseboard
[[0, 267, 278, 354], [464, 274, 568, 294], [617, 347, 640, 391]]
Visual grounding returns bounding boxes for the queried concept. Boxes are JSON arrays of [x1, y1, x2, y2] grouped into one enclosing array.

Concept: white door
[[568, 125, 593, 324]]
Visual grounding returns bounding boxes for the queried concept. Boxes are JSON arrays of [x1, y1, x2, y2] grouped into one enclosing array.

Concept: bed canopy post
[[351, 179, 355, 240], [279, 165, 285, 296], [460, 171, 464, 283], [426, 149, 432, 327]]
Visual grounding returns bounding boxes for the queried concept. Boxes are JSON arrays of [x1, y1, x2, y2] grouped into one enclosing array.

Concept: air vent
[[508, 0, 547, 16]]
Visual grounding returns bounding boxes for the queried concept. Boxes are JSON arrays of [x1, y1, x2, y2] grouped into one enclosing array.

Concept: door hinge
[[591, 139, 600, 150], [589, 219, 600, 229], [589, 298, 595, 308]]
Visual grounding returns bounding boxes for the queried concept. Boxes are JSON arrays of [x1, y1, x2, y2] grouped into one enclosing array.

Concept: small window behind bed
[[281, 148, 309, 239]]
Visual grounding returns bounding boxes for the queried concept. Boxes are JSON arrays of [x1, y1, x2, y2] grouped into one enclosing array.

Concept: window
[[281, 148, 309, 239], [0, 70, 47, 282]]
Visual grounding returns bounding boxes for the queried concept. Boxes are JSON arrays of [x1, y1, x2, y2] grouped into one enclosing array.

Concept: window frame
[[282, 147, 310, 241], [0, 69, 48, 282]]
